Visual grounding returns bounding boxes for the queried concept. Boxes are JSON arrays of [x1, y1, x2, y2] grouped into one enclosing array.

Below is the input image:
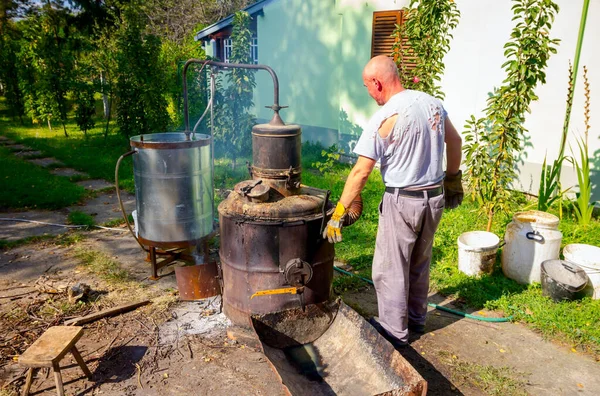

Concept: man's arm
[[338, 115, 396, 207], [338, 155, 377, 208], [444, 117, 462, 175]]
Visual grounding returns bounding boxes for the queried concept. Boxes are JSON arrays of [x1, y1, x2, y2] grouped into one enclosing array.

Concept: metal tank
[[130, 132, 213, 247]]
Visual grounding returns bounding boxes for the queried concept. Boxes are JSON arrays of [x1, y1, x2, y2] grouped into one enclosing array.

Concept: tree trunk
[[62, 122, 69, 138], [231, 157, 236, 171], [101, 71, 110, 119], [486, 209, 494, 232], [104, 95, 112, 140], [47, 117, 52, 131]]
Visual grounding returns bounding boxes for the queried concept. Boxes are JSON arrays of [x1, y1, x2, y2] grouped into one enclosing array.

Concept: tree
[[463, 0, 560, 231], [213, 11, 256, 169], [114, 4, 170, 138]]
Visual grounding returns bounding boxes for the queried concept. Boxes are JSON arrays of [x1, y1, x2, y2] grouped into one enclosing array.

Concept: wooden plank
[[64, 301, 151, 326]]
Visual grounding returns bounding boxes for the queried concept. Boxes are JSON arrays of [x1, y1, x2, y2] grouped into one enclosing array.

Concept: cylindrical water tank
[[130, 133, 213, 247]]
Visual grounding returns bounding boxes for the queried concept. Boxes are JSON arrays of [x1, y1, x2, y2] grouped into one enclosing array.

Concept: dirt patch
[[50, 168, 89, 178]]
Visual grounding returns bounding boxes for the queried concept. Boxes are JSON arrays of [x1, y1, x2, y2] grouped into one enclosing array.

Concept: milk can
[[501, 210, 562, 284]]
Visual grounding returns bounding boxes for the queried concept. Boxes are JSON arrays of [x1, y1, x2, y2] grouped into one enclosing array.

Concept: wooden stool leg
[[71, 346, 92, 379], [21, 368, 35, 396], [52, 362, 64, 396]]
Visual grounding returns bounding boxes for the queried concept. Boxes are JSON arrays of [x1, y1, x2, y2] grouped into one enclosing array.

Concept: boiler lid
[[131, 132, 211, 149]]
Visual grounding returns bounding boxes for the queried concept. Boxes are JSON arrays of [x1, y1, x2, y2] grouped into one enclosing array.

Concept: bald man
[[324, 55, 463, 348]]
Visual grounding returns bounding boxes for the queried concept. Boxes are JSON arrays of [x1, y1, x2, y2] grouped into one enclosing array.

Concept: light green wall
[[252, 0, 410, 149]]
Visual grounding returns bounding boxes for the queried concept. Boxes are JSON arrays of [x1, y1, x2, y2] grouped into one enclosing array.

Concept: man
[[323, 55, 463, 348]]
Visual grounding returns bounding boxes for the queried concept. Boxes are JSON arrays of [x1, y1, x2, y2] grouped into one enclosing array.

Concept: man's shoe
[[368, 317, 408, 349], [408, 322, 425, 334]]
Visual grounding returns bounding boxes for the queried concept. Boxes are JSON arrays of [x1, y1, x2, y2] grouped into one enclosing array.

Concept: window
[[223, 38, 232, 63], [251, 37, 258, 64], [371, 10, 416, 78]]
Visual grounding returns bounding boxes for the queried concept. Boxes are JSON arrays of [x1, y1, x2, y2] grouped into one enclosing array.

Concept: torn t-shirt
[[353, 89, 447, 189]]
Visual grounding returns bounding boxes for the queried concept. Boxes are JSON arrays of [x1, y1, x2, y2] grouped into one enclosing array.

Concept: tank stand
[[146, 240, 210, 280]]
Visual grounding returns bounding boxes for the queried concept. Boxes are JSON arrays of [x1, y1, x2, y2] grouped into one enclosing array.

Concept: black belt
[[385, 186, 443, 198]]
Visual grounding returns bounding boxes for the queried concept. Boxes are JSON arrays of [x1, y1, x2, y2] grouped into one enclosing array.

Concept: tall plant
[[213, 11, 256, 170], [392, 0, 460, 99], [570, 66, 596, 225], [463, 0, 560, 231], [537, 61, 573, 213]]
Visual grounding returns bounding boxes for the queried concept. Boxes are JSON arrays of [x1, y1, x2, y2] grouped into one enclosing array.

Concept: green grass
[[0, 146, 86, 209], [68, 210, 96, 227], [438, 351, 529, 396], [74, 247, 131, 284]]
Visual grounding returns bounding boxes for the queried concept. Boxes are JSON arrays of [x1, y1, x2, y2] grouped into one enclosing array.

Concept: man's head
[[362, 55, 403, 106]]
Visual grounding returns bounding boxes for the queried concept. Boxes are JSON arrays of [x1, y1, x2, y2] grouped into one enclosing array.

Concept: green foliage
[[17, 3, 77, 136], [537, 155, 566, 212], [463, 0, 560, 231], [569, 137, 595, 225], [0, 21, 25, 123], [114, 5, 170, 138], [393, 0, 460, 99], [213, 11, 256, 169], [312, 144, 343, 174], [67, 210, 95, 228], [72, 80, 96, 136], [537, 62, 573, 213]]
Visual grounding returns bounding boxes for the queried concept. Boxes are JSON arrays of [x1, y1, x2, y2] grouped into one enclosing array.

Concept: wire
[[332, 265, 513, 323], [0, 218, 127, 232]]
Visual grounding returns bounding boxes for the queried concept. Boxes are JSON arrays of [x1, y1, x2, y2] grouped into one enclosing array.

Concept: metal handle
[[526, 231, 545, 243], [320, 190, 331, 236], [561, 262, 578, 273]]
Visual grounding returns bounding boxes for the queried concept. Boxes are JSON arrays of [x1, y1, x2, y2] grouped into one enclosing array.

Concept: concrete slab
[[6, 144, 33, 151], [76, 179, 114, 191], [0, 210, 70, 241], [68, 190, 135, 226], [14, 150, 43, 158], [51, 168, 89, 178], [27, 157, 64, 168]]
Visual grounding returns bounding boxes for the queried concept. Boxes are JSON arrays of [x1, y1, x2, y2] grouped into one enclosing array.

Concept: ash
[[159, 295, 231, 344]]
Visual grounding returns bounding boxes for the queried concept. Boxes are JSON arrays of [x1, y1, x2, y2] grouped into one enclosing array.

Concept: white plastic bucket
[[501, 211, 562, 284], [563, 244, 600, 299], [458, 231, 500, 276]]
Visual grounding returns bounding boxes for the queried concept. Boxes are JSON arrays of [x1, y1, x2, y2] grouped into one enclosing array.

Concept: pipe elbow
[[345, 194, 363, 227]]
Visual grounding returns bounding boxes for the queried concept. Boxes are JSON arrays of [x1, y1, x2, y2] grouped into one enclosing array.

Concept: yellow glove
[[323, 202, 346, 243]]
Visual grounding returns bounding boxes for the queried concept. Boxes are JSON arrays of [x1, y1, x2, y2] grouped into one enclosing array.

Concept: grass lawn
[[1, 101, 599, 356]]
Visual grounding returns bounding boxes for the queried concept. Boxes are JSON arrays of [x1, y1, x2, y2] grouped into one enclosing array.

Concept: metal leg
[[21, 368, 35, 396], [52, 362, 64, 396], [71, 346, 92, 379], [149, 246, 158, 280]]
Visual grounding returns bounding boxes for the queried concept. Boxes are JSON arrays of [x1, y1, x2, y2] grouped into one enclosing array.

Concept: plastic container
[[540, 259, 588, 302], [457, 231, 500, 276], [501, 210, 562, 284], [563, 244, 600, 299]]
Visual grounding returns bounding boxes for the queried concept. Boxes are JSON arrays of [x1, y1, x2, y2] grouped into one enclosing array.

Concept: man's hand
[[323, 202, 347, 243], [444, 170, 464, 209]]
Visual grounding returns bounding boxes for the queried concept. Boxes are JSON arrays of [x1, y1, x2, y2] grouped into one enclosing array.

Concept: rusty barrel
[[218, 186, 334, 328]]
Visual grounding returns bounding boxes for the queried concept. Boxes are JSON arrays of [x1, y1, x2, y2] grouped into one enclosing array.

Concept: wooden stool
[[18, 326, 92, 396]]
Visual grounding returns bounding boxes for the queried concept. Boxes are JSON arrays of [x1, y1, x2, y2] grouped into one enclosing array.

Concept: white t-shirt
[[353, 90, 446, 189]]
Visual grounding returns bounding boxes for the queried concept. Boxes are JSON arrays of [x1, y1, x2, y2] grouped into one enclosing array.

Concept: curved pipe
[[182, 59, 284, 134]]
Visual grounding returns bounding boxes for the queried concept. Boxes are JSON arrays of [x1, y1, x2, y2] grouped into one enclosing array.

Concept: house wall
[[209, 0, 600, 200]]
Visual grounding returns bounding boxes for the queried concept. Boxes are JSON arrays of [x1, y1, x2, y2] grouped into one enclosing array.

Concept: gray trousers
[[372, 190, 444, 343]]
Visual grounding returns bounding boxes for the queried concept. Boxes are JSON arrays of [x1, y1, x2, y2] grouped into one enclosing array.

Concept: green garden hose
[[333, 265, 513, 323]]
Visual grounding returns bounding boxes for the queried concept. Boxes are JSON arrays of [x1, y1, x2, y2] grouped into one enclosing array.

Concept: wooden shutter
[[371, 10, 402, 59]]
